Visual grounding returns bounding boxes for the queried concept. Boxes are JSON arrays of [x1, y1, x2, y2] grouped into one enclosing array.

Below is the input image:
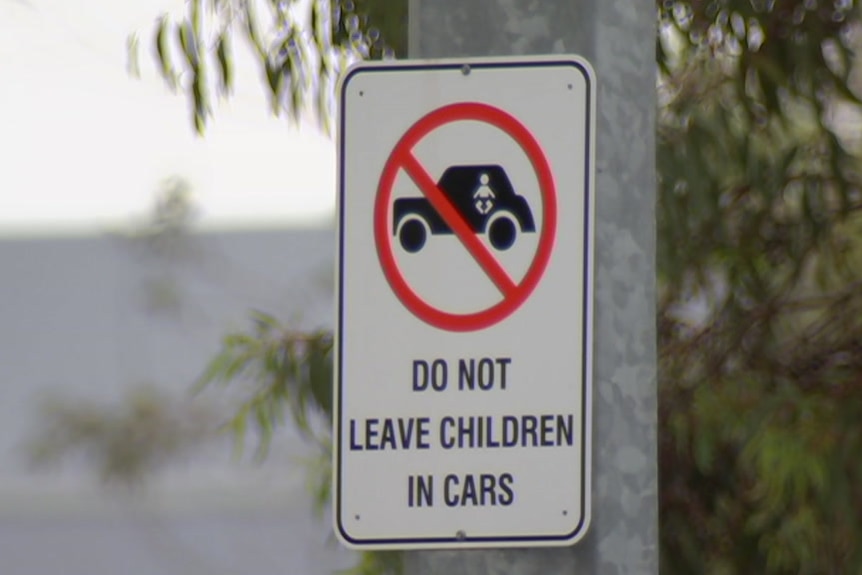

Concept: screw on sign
[[374, 102, 558, 333]]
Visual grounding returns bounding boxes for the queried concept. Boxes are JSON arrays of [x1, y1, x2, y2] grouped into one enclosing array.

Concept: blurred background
[[1, 0, 354, 573], [3, 1, 862, 574]]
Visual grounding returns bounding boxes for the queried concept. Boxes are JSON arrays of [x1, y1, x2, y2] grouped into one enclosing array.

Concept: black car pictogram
[[393, 165, 536, 253]]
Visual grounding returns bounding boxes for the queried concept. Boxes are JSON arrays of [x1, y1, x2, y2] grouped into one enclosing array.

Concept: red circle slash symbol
[[374, 102, 557, 332]]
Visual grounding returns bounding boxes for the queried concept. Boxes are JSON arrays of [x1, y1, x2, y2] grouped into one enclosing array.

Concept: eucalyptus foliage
[[127, 1, 862, 573], [129, 0, 405, 134], [657, 1, 862, 573], [27, 385, 218, 486]]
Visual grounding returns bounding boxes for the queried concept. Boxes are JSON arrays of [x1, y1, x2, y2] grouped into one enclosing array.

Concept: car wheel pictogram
[[398, 217, 428, 253], [487, 213, 518, 250]]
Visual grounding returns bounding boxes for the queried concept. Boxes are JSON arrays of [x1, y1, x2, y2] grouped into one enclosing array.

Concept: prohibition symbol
[[374, 102, 558, 332]]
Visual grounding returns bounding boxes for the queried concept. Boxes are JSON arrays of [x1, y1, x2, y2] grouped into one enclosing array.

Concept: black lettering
[[499, 473, 515, 506], [522, 415, 538, 447], [397, 418, 414, 447], [438, 473, 514, 506], [432, 414, 572, 450], [408, 475, 414, 507], [440, 417, 455, 449], [457, 416, 475, 448], [557, 414, 574, 446], [381, 419, 397, 450], [365, 418, 379, 450], [461, 474, 478, 506], [431, 359, 448, 391], [502, 416, 518, 447], [496, 358, 511, 390], [349, 419, 363, 451], [458, 358, 511, 391], [418, 475, 433, 506], [458, 359, 475, 390], [408, 475, 434, 507], [417, 417, 431, 449], [412, 360, 429, 391], [541, 414, 555, 446], [487, 416, 500, 447], [478, 358, 494, 390], [480, 474, 497, 506], [444, 474, 459, 506]]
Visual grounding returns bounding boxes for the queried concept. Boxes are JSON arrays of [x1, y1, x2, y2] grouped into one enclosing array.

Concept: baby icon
[[473, 173, 495, 215]]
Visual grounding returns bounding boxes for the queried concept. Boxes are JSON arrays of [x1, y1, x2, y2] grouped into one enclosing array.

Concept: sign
[[334, 56, 596, 550]]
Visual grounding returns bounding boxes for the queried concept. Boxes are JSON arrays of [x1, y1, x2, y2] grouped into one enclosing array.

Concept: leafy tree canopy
[[128, 0, 406, 133], [656, 1, 862, 573]]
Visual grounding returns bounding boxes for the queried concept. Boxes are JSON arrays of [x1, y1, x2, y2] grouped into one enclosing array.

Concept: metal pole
[[406, 1, 658, 573]]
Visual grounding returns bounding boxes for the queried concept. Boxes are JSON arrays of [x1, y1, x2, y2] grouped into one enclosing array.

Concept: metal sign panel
[[334, 56, 595, 550]]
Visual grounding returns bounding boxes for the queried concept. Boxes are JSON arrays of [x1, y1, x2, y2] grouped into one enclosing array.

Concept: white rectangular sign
[[334, 55, 595, 550]]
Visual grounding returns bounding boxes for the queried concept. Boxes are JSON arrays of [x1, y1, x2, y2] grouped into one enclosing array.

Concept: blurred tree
[[656, 2, 862, 573], [120, 0, 862, 573], [123, 176, 200, 315], [127, 0, 406, 134], [24, 180, 218, 488], [27, 384, 220, 486]]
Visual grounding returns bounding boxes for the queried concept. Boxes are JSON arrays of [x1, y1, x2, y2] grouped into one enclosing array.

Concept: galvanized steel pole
[[405, 1, 658, 573]]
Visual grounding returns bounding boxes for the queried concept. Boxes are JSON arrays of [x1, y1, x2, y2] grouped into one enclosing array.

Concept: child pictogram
[[474, 173, 495, 215], [392, 164, 536, 253]]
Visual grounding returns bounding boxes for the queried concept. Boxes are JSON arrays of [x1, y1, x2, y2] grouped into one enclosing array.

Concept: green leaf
[[126, 33, 140, 78], [244, 1, 266, 59], [154, 16, 175, 89], [253, 400, 273, 462], [193, 349, 234, 393], [190, 0, 202, 39], [178, 22, 194, 67], [309, 341, 333, 418], [250, 309, 279, 331], [216, 33, 232, 95], [229, 404, 249, 459], [265, 61, 284, 114]]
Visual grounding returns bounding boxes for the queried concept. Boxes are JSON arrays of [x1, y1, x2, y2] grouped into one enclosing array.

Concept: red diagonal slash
[[398, 150, 518, 297]]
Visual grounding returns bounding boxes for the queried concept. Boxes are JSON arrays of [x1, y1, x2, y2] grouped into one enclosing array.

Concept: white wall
[[0, 227, 354, 575]]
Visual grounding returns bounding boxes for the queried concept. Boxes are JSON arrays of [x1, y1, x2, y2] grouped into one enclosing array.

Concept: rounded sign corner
[[337, 59, 399, 103], [336, 61, 366, 100], [558, 54, 596, 78], [562, 509, 591, 547], [333, 513, 365, 551]]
